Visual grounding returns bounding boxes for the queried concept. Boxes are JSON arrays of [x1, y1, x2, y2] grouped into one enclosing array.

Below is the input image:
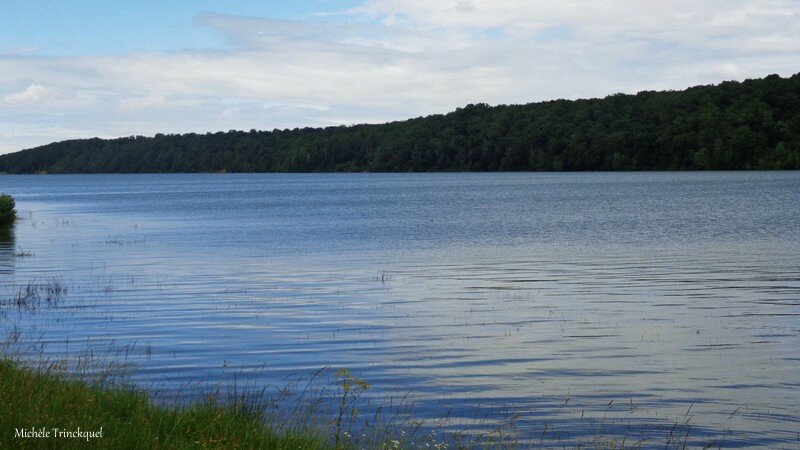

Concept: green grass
[[0, 359, 330, 449]]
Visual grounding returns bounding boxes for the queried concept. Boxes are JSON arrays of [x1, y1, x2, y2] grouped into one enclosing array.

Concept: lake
[[1, 172, 799, 448]]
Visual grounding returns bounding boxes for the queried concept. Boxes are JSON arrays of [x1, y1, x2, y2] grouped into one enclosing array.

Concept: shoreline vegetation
[[0, 355, 706, 450], [0, 273, 457, 449], [0, 194, 15, 227], [1, 274, 726, 450], [1, 73, 799, 174], [0, 359, 329, 449]]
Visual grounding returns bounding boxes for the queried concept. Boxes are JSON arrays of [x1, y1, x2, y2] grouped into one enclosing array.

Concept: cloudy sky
[[1, 0, 798, 154]]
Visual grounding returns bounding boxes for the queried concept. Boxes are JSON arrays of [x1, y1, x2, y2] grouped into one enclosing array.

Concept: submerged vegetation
[[0, 354, 726, 449], [0, 194, 15, 226], [1, 73, 799, 174], [2, 278, 67, 311], [0, 274, 737, 449]]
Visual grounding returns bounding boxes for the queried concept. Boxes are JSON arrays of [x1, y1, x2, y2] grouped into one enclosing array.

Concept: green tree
[[0, 194, 16, 226], [1, 73, 799, 173]]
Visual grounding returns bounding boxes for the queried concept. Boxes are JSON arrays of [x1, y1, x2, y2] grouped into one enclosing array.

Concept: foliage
[[1, 73, 799, 173], [333, 368, 371, 449], [0, 194, 15, 226], [0, 359, 329, 449]]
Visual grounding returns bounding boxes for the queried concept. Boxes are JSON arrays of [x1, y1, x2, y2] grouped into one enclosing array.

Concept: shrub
[[0, 194, 15, 226]]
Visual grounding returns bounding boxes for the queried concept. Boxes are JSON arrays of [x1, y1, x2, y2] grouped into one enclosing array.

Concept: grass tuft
[[0, 359, 330, 449]]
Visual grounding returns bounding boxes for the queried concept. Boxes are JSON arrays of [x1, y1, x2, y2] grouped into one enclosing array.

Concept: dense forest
[[1, 73, 799, 173]]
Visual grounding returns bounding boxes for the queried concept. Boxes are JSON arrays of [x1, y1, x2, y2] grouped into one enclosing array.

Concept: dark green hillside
[[1, 73, 799, 173]]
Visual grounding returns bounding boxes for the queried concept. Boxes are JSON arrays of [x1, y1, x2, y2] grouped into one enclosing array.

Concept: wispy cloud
[[117, 95, 167, 112], [2, 83, 51, 104], [1, 1, 799, 154]]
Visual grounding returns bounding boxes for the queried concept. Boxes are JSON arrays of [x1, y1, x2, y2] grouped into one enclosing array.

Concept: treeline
[[1, 73, 799, 173]]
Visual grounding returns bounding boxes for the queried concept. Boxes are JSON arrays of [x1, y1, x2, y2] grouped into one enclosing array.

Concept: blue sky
[[1, 0, 799, 154], [0, 1, 360, 55]]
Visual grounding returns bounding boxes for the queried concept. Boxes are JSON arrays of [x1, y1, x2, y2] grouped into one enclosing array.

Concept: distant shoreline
[[0, 168, 797, 176], [1, 73, 798, 174]]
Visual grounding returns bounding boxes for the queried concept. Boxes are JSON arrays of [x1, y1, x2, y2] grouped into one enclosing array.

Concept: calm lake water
[[1, 172, 799, 448]]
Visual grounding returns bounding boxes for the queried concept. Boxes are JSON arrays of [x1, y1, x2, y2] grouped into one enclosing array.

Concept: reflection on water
[[0, 226, 13, 277], [0, 172, 798, 448]]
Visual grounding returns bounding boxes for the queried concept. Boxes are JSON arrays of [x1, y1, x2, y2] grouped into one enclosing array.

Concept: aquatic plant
[[0, 194, 15, 227], [14, 248, 33, 258], [3, 278, 67, 311], [333, 368, 371, 448], [0, 274, 748, 449]]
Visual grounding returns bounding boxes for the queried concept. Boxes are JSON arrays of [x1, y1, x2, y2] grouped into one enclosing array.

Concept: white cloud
[[2, 83, 51, 104], [1, 1, 800, 154], [0, 124, 102, 154], [117, 95, 167, 112]]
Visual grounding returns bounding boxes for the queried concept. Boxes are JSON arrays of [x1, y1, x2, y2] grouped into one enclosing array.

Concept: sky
[[1, 0, 799, 154]]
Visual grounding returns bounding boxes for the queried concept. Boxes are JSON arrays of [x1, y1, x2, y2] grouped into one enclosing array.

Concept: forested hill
[[2, 73, 799, 173]]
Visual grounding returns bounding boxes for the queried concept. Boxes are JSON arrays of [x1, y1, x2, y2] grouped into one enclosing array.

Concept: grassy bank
[[0, 359, 329, 449]]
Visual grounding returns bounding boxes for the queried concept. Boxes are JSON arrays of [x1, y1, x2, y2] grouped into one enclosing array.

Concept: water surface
[[1, 172, 799, 447]]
